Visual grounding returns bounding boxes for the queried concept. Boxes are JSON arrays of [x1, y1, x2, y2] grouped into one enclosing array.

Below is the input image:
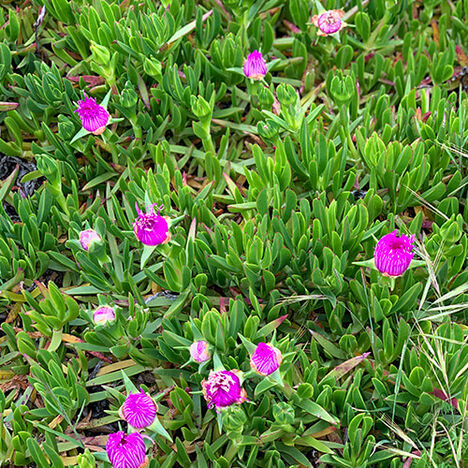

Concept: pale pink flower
[[312, 10, 346, 36], [190, 341, 211, 362], [79, 229, 101, 251]]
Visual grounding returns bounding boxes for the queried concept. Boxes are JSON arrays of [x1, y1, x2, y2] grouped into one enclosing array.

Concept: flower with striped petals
[[250, 342, 282, 376], [74, 92, 110, 135], [106, 431, 148, 468], [374, 230, 415, 277], [119, 389, 158, 429]]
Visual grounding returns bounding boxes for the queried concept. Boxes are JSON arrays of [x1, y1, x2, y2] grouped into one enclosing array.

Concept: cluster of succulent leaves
[[0, 0, 467, 467]]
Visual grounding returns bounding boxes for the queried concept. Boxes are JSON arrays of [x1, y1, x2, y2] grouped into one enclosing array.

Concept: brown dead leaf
[[456, 46, 468, 66], [431, 21, 439, 46]]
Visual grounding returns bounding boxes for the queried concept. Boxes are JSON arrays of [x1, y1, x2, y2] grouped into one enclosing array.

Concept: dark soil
[[0, 154, 44, 222], [0, 154, 43, 197]]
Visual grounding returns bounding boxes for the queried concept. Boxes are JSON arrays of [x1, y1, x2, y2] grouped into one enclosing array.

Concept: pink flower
[[190, 341, 211, 362], [250, 342, 282, 376], [79, 229, 102, 251], [106, 431, 148, 468], [201, 370, 247, 410], [119, 389, 158, 429], [374, 230, 415, 277], [133, 203, 171, 246], [312, 10, 346, 36], [74, 91, 110, 135], [93, 306, 115, 325], [243, 50, 267, 80]]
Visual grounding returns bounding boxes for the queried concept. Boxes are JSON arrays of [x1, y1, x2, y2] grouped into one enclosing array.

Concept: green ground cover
[[0, 0, 467, 467]]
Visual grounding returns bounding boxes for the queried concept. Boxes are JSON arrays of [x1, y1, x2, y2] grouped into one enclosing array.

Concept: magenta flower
[[106, 431, 148, 468], [74, 91, 110, 135], [374, 230, 415, 277], [133, 203, 171, 246], [93, 306, 115, 325], [201, 370, 247, 410], [79, 229, 102, 251], [119, 389, 158, 429], [190, 340, 211, 363], [243, 50, 267, 80], [250, 342, 282, 376], [312, 10, 346, 36]]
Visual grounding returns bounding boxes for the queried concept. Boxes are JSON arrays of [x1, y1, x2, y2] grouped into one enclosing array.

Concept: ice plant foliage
[[190, 340, 211, 362], [74, 91, 110, 135], [120, 389, 158, 429], [93, 306, 115, 325], [374, 230, 415, 277], [243, 50, 267, 80], [312, 10, 346, 36], [133, 203, 171, 246], [106, 431, 147, 468], [202, 370, 247, 410], [250, 342, 282, 376], [79, 229, 101, 251]]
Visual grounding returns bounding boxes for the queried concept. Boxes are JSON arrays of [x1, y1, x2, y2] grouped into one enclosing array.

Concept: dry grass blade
[[278, 294, 327, 304], [380, 414, 420, 450]]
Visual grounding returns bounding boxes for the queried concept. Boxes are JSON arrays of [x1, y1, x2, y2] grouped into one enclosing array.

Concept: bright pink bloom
[[106, 431, 147, 468], [133, 203, 171, 246], [250, 342, 282, 376], [243, 50, 267, 80], [93, 306, 115, 325], [74, 92, 110, 135], [120, 389, 157, 429], [201, 370, 247, 410], [374, 230, 415, 277], [312, 10, 346, 36], [79, 229, 101, 251], [190, 341, 211, 362]]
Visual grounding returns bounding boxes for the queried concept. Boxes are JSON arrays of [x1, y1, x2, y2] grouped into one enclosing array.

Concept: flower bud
[[272, 402, 295, 425], [143, 58, 162, 81], [79, 229, 102, 251], [57, 116, 75, 140], [190, 340, 211, 362], [191, 95, 212, 121], [120, 82, 138, 109], [222, 405, 247, 438], [276, 83, 297, 107], [250, 342, 282, 376], [90, 41, 111, 66], [119, 389, 158, 429], [258, 86, 274, 108], [76, 449, 96, 468], [106, 431, 148, 468], [93, 306, 115, 325], [257, 120, 279, 140]]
